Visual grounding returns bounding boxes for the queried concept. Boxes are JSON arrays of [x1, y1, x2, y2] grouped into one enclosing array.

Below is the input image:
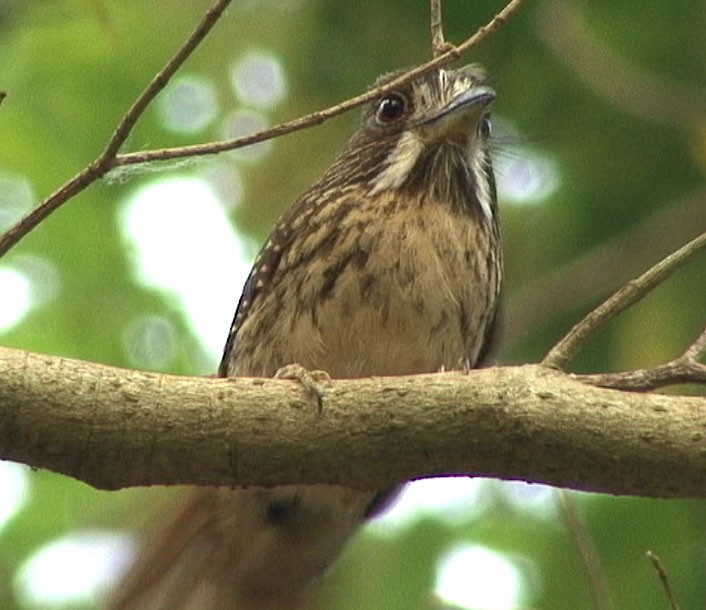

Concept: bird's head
[[327, 64, 497, 220]]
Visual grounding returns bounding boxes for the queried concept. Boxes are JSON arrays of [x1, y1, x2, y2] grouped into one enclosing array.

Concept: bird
[[105, 63, 502, 610]]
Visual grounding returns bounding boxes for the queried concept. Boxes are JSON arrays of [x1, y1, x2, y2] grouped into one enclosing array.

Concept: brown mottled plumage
[[106, 64, 502, 610]]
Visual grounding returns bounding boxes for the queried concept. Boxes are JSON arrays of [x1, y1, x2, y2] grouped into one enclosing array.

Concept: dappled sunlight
[[119, 176, 251, 361]]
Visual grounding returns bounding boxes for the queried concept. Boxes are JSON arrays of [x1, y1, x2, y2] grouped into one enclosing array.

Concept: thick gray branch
[[1, 346, 704, 497]]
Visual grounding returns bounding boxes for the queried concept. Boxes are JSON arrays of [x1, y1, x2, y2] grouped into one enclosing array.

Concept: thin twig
[[577, 361, 706, 392], [102, 0, 233, 160], [0, 0, 526, 259], [0, 0, 234, 259], [557, 491, 613, 610], [430, 0, 450, 56], [543, 230, 706, 370], [0, 91, 6, 108], [113, 0, 526, 168], [574, 325, 706, 391], [646, 551, 681, 610], [505, 188, 706, 349], [683, 325, 706, 361]]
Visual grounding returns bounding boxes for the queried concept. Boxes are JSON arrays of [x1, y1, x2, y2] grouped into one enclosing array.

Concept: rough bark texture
[[1, 345, 704, 497]]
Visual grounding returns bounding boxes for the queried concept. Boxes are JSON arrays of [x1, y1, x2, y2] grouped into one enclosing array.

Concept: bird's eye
[[376, 93, 407, 124], [479, 116, 491, 139]]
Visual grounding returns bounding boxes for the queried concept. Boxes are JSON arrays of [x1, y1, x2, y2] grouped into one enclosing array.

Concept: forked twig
[[543, 230, 706, 370], [575, 325, 706, 391], [102, 2, 233, 161], [0, 0, 234, 259], [0, 0, 527, 259], [505, 188, 706, 349], [112, 0, 525, 169]]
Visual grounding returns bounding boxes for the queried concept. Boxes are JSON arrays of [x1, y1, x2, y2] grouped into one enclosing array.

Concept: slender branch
[[577, 361, 706, 392], [557, 491, 613, 610], [575, 326, 706, 391], [430, 0, 450, 56], [505, 188, 706, 349], [0, 91, 6, 108], [101, 0, 233, 160], [0, 0, 234, 259], [112, 0, 526, 168], [543, 230, 706, 370], [0, 0, 526, 260], [2, 346, 706, 496], [646, 552, 681, 610], [683, 326, 706, 361]]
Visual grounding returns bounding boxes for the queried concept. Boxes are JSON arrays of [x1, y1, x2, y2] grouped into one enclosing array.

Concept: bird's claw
[[274, 364, 331, 413]]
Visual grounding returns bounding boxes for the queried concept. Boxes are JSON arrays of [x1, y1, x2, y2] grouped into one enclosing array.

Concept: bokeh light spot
[[158, 75, 219, 134], [15, 530, 133, 608], [200, 162, 245, 212], [491, 117, 560, 205], [123, 315, 177, 370], [0, 265, 32, 331], [230, 50, 287, 109], [435, 544, 526, 610], [220, 109, 272, 163], [498, 481, 558, 518], [0, 172, 34, 232], [497, 151, 560, 205], [0, 462, 31, 533], [11, 254, 61, 305]]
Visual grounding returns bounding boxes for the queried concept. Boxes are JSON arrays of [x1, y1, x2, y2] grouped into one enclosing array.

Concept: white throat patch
[[368, 131, 495, 223], [368, 131, 425, 195], [469, 142, 494, 223]]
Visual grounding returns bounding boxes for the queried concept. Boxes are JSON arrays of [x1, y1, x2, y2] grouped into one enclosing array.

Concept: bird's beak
[[421, 85, 496, 135]]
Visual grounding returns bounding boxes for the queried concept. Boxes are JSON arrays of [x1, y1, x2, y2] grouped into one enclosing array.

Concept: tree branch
[[0, 0, 526, 259], [543, 230, 706, 370], [0, 0, 234, 259], [112, 0, 526, 168], [1, 345, 705, 498], [102, 0, 234, 161], [575, 326, 706, 391], [505, 188, 706, 350]]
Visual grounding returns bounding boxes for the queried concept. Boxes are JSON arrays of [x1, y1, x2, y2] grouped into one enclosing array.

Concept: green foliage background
[[0, 0, 705, 608]]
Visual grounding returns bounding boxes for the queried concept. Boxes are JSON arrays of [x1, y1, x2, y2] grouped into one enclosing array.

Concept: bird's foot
[[275, 363, 331, 413]]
